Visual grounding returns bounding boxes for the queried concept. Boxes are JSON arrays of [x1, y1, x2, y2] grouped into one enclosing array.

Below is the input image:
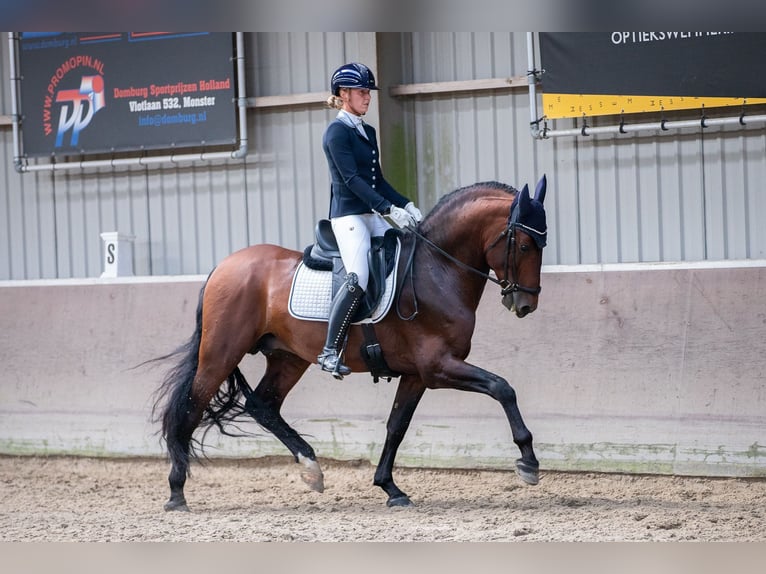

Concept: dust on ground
[[1, 455, 763, 542]]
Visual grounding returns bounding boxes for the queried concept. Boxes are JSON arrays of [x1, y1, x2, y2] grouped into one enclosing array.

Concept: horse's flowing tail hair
[[151, 274, 255, 467]]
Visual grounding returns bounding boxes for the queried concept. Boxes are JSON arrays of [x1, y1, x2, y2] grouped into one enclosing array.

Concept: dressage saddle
[[302, 219, 400, 323]]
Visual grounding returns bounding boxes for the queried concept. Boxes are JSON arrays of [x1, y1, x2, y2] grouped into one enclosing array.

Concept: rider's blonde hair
[[326, 94, 344, 109]]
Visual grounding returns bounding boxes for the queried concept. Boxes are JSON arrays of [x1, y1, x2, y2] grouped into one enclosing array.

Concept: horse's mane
[[420, 180, 517, 231]]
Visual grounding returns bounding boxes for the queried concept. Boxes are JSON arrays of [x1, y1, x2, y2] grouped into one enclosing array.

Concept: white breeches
[[331, 213, 392, 291]]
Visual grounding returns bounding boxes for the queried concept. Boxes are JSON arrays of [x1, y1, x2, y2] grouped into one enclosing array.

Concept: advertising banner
[[539, 32, 766, 119], [18, 32, 237, 157]]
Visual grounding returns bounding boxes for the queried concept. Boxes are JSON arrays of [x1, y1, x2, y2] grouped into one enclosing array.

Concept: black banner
[[539, 32, 766, 118], [18, 32, 237, 157]]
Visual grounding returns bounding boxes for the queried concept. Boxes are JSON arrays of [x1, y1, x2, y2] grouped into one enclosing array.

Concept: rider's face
[[341, 88, 371, 116]]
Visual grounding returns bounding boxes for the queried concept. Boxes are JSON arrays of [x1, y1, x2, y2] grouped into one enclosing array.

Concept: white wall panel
[[575, 137, 602, 263], [613, 139, 640, 262], [545, 136, 578, 265], [636, 136, 664, 262], [744, 129, 766, 258]]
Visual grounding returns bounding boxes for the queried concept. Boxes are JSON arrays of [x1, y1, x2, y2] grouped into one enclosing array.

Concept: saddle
[[293, 220, 402, 382], [301, 219, 401, 323]]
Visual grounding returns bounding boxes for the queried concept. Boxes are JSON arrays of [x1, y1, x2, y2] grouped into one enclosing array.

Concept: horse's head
[[488, 175, 547, 318]]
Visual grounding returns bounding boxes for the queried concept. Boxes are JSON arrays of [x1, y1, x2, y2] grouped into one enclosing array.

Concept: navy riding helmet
[[331, 62, 379, 96]]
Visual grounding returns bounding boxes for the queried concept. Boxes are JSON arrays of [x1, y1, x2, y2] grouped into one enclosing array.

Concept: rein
[[395, 209, 541, 320]]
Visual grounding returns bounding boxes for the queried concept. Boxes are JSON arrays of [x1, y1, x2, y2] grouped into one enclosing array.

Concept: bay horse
[[153, 176, 548, 511]]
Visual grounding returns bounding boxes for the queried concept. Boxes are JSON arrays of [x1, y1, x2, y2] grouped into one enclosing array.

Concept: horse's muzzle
[[502, 292, 537, 318]]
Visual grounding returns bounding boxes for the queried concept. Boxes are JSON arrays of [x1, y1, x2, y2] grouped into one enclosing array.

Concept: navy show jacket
[[322, 118, 410, 218]]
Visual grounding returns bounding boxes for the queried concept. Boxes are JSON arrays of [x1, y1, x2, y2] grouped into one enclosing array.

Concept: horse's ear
[[518, 183, 531, 217], [534, 174, 547, 204]]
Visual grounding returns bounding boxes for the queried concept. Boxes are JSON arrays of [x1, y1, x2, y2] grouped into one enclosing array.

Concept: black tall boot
[[318, 272, 364, 379]]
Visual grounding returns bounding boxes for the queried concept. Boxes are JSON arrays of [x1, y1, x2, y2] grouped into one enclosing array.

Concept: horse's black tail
[[151, 274, 256, 469]]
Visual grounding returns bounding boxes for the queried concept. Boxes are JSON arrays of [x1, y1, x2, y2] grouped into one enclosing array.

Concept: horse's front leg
[[373, 374, 426, 507], [429, 357, 539, 486]]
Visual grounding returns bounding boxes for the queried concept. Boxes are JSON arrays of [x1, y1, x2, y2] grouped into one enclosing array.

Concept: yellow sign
[[542, 93, 766, 119]]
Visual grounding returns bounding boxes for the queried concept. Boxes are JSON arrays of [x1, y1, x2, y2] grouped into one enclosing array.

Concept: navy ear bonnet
[[509, 174, 548, 249]]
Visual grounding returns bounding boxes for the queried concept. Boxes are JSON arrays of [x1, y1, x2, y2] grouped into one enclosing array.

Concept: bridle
[[396, 203, 542, 320], [485, 202, 543, 297]]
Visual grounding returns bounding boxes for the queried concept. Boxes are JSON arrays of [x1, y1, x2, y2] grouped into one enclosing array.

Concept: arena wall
[[1, 263, 764, 477]]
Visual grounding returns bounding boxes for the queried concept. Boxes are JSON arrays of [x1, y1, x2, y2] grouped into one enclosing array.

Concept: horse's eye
[[519, 243, 530, 253]]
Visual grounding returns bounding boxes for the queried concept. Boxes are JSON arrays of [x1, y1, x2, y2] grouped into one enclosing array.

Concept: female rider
[[318, 62, 423, 378]]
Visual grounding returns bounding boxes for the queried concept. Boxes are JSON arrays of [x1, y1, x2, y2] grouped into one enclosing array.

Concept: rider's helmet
[[330, 62, 379, 96]]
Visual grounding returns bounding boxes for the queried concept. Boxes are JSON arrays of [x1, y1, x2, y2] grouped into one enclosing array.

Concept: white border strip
[[3, 259, 766, 288], [0, 274, 207, 288], [542, 259, 766, 274]]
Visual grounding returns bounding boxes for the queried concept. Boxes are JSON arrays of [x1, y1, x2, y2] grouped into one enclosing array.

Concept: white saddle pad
[[288, 239, 400, 324]]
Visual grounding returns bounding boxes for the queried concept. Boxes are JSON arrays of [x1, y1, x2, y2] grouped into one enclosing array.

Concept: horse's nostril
[[516, 305, 532, 318]]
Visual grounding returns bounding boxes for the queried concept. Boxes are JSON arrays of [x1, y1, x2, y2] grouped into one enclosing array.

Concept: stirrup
[[318, 348, 351, 379]]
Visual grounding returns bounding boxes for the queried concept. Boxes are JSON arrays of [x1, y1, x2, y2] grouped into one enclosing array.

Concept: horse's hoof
[[515, 458, 540, 486], [386, 494, 413, 507], [164, 498, 190, 512], [298, 453, 325, 493]]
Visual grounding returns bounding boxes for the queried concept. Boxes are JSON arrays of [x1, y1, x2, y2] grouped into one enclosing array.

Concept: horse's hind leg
[[163, 364, 238, 512], [243, 349, 325, 492], [164, 402, 201, 512], [162, 330, 257, 511]]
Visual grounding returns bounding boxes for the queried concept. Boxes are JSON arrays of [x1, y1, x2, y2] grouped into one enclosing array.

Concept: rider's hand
[[388, 205, 416, 228], [404, 202, 423, 223]]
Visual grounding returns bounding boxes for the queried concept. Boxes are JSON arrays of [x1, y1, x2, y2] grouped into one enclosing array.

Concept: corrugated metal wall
[[547, 122, 766, 265], [2, 32, 765, 280], [401, 33, 541, 208], [400, 32, 766, 266], [0, 33, 374, 279]]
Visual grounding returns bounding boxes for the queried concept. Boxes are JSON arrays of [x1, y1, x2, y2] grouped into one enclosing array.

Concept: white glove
[[388, 205, 416, 228], [404, 201, 423, 223]]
